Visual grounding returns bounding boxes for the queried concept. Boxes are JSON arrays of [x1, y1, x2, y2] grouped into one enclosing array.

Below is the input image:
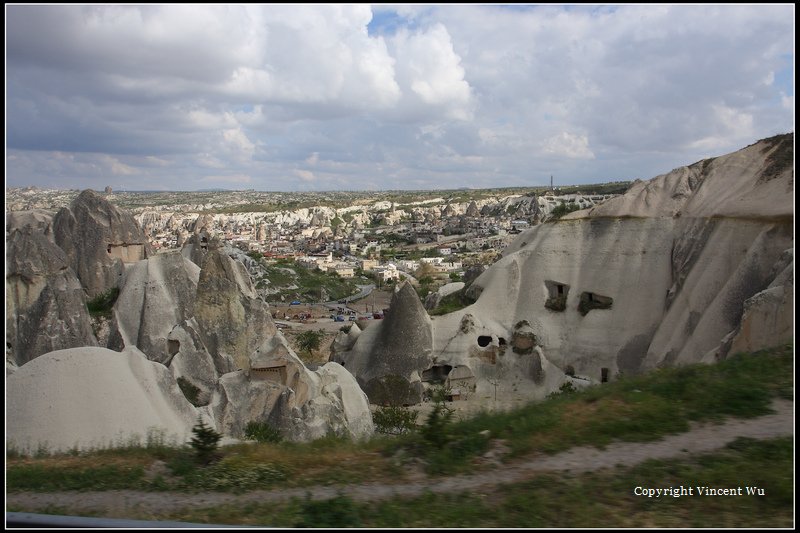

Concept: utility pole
[[550, 175, 553, 192]]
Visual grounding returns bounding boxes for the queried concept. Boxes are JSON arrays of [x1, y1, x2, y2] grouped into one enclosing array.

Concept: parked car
[[373, 312, 383, 319], [348, 316, 357, 321], [334, 315, 346, 322], [337, 299, 347, 304], [290, 300, 301, 305]]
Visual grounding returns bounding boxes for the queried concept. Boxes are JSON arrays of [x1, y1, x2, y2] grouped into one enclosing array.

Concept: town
[[6, 183, 627, 309]]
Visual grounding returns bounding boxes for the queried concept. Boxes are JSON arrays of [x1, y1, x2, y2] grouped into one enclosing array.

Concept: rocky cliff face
[[53, 189, 153, 298], [341, 134, 794, 405], [6, 227, 97, 366]]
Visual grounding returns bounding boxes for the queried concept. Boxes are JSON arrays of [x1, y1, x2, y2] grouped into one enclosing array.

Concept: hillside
[[334, 133, 794, 407], [6, 344, 794, 527]]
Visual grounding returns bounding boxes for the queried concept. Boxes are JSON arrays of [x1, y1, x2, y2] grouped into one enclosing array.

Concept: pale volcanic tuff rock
[[211, 359, 373, 442], [6, 209, 57, 242], [52, 189, 153, 298], [449, 134, 794, 395], [338, 135, 793, 406], [6, 347, 202, 455], [193, 249, 278, 372], [107, 251, 200, 365], [6, 227, 97, 366], [333, 282, 434, 404]]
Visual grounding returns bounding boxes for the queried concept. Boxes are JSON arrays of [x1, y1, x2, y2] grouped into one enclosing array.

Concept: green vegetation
[[149, 436, 792, 527], [244, 422, 283, 444], [296, 329, 325, 356], [86, 287, 120, 317], [190, 417, 222, 465], [429, 288, 476, 316], [372, 406, 419, 435], [176, 376, 204, 407], [255, 258, 370, 303], [548, 201, 582, 220], [7, 344, 793, 527]]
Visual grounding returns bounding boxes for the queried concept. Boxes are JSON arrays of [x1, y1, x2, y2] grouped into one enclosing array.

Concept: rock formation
[[52, 189, 152, 298], [424, 282, 465, 310], [6, 346, 202, 455], [6, 227, 97, 366], [333, 281, 434, 404], [337, 134, 794, 405]]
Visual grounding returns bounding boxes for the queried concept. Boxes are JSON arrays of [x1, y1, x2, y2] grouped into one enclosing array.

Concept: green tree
[[190, 416, 222, 464], [296, 329, 324, 356]]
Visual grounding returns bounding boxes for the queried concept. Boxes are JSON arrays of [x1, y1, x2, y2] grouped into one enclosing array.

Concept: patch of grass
[[391, 343, 793, 466], [244, 421, 283, 443], [147, 437, 793, 527], [6, 344, 792, 494], [429, 289, 475, 316], [7, 463, 146, 492]]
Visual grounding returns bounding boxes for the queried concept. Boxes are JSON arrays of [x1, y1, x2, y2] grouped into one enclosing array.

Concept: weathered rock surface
[[333, 281, 434, 404], [6, 227, 97, 366], [6, 209, 57, 241], [338, 134, 794, 405], [53, 189, 152, 298], [193, 249, 278, 372], [108, 252, 200, 365], [6, 347, 201, 455]]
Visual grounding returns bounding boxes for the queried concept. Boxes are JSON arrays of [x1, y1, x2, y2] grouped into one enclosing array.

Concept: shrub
[[295, 495, 362, 528], [296, 330, 324, 355], [549, 201, 581, 220], [86, 287, 120, 317], [421, 386, 455, 450], [547, 381, 578, 399], [244, 421, 283, 443], [373, 406, 418, 435]]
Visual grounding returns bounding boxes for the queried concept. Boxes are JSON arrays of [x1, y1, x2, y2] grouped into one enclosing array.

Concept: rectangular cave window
[[544, 280, 569, 312], [578, 292, 613, 316], [601, 368, 609, 383]]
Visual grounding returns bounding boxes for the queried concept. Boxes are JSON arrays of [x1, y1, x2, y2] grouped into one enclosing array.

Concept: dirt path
[[7, 400, 793, 516]]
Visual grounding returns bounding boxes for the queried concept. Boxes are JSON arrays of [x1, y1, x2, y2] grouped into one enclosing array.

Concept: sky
[[5, 4, 795, 192]]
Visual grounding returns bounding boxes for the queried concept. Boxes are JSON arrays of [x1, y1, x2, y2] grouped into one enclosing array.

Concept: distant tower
[[104, 185, 113, 194]]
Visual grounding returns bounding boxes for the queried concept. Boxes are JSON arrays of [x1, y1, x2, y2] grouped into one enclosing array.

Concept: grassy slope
[[7, 343, 794, 527]]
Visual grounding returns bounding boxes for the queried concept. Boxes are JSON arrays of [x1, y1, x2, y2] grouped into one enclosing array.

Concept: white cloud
[[391, 23, 473, 120], [542, 132, 595, 160], [5, 4, 795, 191], [293, 169, 316, 182]]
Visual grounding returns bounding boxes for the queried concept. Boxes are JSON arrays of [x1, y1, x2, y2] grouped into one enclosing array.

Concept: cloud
[[5, 4, 795, 191], [542, 132, 595, 160]]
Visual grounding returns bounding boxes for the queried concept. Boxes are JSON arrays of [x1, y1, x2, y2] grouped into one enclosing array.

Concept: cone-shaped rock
[[334, 281, 433, 404]]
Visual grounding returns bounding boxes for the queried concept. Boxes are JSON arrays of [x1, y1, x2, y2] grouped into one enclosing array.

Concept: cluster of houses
[[135, 191, 619, 283]]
